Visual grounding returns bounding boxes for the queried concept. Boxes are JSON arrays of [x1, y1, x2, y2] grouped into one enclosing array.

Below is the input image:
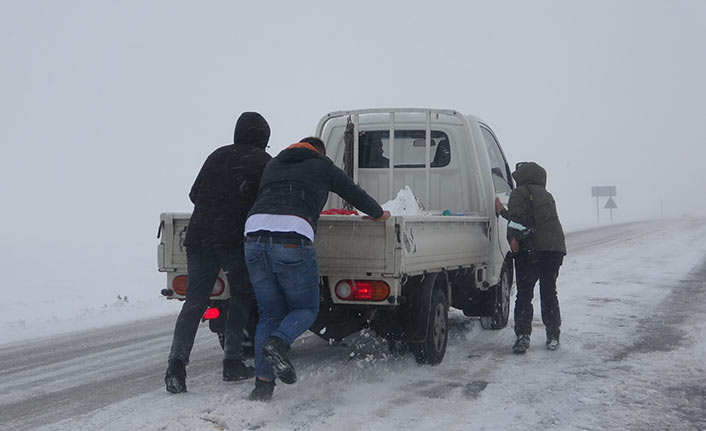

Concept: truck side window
[[480, 126, 513, 191]]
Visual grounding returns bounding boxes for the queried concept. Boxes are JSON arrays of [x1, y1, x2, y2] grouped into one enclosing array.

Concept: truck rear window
[[358, 130, 450, 168]]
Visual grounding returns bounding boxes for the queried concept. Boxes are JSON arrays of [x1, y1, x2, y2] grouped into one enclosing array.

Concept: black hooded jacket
[[248, 145, 384, 233], [184, 112, 272, 248]]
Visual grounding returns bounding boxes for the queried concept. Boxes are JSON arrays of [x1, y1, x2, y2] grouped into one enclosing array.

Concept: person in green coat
[[495, 161, 566, 354]]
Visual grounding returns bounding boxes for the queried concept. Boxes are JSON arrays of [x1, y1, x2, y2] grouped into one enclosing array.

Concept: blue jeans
[[168, 245, 254, 364], [244, 237, 320, 381]]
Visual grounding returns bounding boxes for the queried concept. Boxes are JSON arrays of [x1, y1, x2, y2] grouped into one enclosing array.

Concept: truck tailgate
[[315, 215, 396, 275], [158, 212, 190, 272]]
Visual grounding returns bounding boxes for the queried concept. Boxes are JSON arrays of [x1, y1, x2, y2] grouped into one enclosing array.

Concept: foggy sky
[[1, 1, 705, 295]]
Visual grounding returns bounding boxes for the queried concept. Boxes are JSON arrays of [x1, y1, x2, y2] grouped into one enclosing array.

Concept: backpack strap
[[520, 185, 536, 228]]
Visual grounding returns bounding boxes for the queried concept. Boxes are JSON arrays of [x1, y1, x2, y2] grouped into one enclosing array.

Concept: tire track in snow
[[611, 255, 706, 361], [605, 256, 706, 430]]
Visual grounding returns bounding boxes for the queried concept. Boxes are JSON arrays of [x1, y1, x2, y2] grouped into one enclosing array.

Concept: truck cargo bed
[[315, 214, 491, 278]]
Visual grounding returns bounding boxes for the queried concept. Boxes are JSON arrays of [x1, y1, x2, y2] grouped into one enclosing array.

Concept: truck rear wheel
[[480, 263, 512, 330], [409, 289, 448, 365]]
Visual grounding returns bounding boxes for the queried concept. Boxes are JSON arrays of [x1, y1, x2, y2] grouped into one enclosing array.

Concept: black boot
[[546, 328, 560, 350], [262, 336, 296, 384], [165, 359, 187, 393], [249, 378, 276, 401], [223, 358, 255, 381], [512, 335, 531, 354]]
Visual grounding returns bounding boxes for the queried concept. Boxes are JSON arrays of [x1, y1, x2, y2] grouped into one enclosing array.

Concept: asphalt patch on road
[[462, 380, 489, 399], [668, 384, 706, 429], [419, 382, 464, 398], [610, 256, 706, 362]]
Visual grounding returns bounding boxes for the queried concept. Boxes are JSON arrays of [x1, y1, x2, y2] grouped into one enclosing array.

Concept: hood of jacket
[[275, 142, 322, 163], [512, 162, 547, 188], [233, 112, 270, 148]]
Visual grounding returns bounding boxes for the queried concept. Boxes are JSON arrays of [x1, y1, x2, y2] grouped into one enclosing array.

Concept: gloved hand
[[495, 197, 505, 216], [371, 210, 391, 222]]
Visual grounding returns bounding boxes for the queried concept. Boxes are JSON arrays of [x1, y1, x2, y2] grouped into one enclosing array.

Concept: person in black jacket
[[165, 112, 272, 394], [244, 137, 390, 401]]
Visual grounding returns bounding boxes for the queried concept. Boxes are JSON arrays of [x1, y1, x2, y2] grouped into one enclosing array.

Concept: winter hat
[[233, 112, 270, 148]]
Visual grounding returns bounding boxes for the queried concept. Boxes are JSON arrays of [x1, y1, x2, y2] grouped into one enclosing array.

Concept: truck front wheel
[[409, 289, 448, 365], [480, 263, 512, 330]]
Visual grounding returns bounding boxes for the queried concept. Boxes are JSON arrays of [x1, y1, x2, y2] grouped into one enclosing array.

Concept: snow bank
[[0, 288, 177, 347], [381, 186, 426, 216]]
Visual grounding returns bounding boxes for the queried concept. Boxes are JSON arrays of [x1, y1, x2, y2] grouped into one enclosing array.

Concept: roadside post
[[604, 196, 618, 222]]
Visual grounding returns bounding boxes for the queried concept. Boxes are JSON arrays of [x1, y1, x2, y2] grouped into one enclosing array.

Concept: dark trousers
[[513, 251, 564, 338], [168, 245, 254, 364]]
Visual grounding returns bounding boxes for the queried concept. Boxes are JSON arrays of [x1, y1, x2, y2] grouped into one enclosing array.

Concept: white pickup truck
[[158, 108, 515, 365]]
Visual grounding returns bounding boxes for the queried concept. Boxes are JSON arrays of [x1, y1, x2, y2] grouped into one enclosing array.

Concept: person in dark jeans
[[165, 112, 272, 394], [244, 137, 390, 401], [495, 161, 566, 354]]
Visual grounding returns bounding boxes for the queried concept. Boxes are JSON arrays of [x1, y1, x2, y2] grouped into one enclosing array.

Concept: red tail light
[[203, 307, 220, 320], [173, 275, 188, 295], [335, 280, 390, 301], [171, 276, 225, 297]]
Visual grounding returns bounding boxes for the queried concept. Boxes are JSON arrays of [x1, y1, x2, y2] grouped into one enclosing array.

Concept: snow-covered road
[[2, 218, 706, 431]]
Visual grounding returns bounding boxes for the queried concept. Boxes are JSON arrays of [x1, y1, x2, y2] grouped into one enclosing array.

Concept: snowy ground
[[2, 218, 706, 430]]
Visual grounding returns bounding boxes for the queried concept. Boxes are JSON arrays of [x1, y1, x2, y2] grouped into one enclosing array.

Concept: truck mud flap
[[309, 304, 365, 342]]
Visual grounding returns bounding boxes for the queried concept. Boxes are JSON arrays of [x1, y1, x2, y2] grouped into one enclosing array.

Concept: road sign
[[592, 186, 617, 223], [592, 186, 616, 197], [604, 197, 618, 209]]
